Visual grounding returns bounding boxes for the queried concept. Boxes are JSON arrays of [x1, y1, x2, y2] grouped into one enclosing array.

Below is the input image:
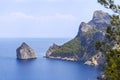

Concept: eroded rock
[[16, 42, 37, 59]]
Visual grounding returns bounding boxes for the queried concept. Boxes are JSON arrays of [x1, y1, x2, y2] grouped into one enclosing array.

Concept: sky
[[0, 0, 119, 38]]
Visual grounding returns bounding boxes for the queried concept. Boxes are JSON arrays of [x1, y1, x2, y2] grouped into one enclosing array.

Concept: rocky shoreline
[[46, 56, 78, 61]]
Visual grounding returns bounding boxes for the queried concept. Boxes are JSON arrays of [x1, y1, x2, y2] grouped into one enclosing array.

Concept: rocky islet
[[16, 42, 37, 59]]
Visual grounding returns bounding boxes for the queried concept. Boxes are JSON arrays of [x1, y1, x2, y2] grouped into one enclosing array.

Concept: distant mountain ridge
[[46, 10, 111, 66]]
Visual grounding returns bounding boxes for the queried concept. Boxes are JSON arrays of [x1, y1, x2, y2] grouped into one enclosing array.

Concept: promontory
[[46, 10, 110, 66]]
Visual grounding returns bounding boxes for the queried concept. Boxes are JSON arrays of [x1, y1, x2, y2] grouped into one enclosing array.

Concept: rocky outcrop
[[75, 10, 110, 62], [46, 10, 110, 65], [46, 38, 81, 61], [46, 43, 59, 57], [89, 10, 110, 30], [46, 43, 78, 61], [16, 42, 37, 59], [84, 52, 106, 66]]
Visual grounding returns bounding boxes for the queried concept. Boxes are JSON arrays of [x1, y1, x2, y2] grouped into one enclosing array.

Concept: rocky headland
[[46, 10, 110, 66]]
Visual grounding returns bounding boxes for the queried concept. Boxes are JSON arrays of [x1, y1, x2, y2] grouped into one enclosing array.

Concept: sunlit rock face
[[16, 42, 37, 59]]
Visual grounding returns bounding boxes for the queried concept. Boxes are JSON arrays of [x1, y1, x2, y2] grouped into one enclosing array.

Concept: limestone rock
[[84, 52, 106, 66], [16, 42, 37, 59], [46, 43, 59, 57], [45, 10, 110, 64]]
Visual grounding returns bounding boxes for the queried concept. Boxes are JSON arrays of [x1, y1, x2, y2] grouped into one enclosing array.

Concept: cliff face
[[16, 42, 37, 59], [76, 10, 110, 61], [46, 10, 110, 65], [46, 43, 59, 57]]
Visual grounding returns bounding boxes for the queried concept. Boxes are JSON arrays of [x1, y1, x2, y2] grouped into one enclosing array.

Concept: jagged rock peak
[[93, 10, 110, 20], [89, 10, 111, 30], [16, 42, 37, 59], [20, 42, 29, 48], [76, 10, 111, 38]]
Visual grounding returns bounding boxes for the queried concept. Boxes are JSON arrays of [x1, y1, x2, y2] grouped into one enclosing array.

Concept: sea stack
[[16, 42, 37, 59]]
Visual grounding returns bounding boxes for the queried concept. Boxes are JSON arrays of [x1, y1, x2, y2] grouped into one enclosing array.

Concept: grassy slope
[[50, 38, 83, 58]]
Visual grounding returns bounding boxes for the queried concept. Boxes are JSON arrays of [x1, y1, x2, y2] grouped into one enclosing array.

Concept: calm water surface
[[0, 38, 99, 80]]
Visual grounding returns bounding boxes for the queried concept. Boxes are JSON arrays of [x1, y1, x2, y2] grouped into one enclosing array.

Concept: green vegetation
[[96, 0, 120, 80], [51, 38, 83, 58], [105, 49, 120, 80]]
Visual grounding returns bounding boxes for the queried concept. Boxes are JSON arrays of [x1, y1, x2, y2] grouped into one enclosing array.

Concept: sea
[[0, 38, 100, 80]]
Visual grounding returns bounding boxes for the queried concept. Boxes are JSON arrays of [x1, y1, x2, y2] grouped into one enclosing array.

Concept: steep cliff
[[46, 10, 110, 65], [16, 42, 37, 59]]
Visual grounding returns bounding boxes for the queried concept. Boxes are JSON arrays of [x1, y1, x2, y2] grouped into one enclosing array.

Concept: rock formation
[[84, 52, 106, 66], [46, 10, 110, 65], [46, 43, 59, 57], [16, 42, 37, 59]]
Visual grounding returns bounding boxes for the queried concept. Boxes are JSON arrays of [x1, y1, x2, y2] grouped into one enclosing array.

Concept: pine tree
[[96, 0, 120, 80]]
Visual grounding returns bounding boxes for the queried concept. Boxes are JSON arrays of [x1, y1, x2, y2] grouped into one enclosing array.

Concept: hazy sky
[[0, 0, 119, 38]]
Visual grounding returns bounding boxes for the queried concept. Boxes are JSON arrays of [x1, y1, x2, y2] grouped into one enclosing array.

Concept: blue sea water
[[0, 38, 99, 80]]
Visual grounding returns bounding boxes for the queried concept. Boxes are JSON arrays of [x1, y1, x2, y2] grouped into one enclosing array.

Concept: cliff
[[16, 42, 37, 59], [46, 10, 110, 65]]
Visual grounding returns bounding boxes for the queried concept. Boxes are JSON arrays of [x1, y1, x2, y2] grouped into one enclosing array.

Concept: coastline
[[45, 56, 78, 62]]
